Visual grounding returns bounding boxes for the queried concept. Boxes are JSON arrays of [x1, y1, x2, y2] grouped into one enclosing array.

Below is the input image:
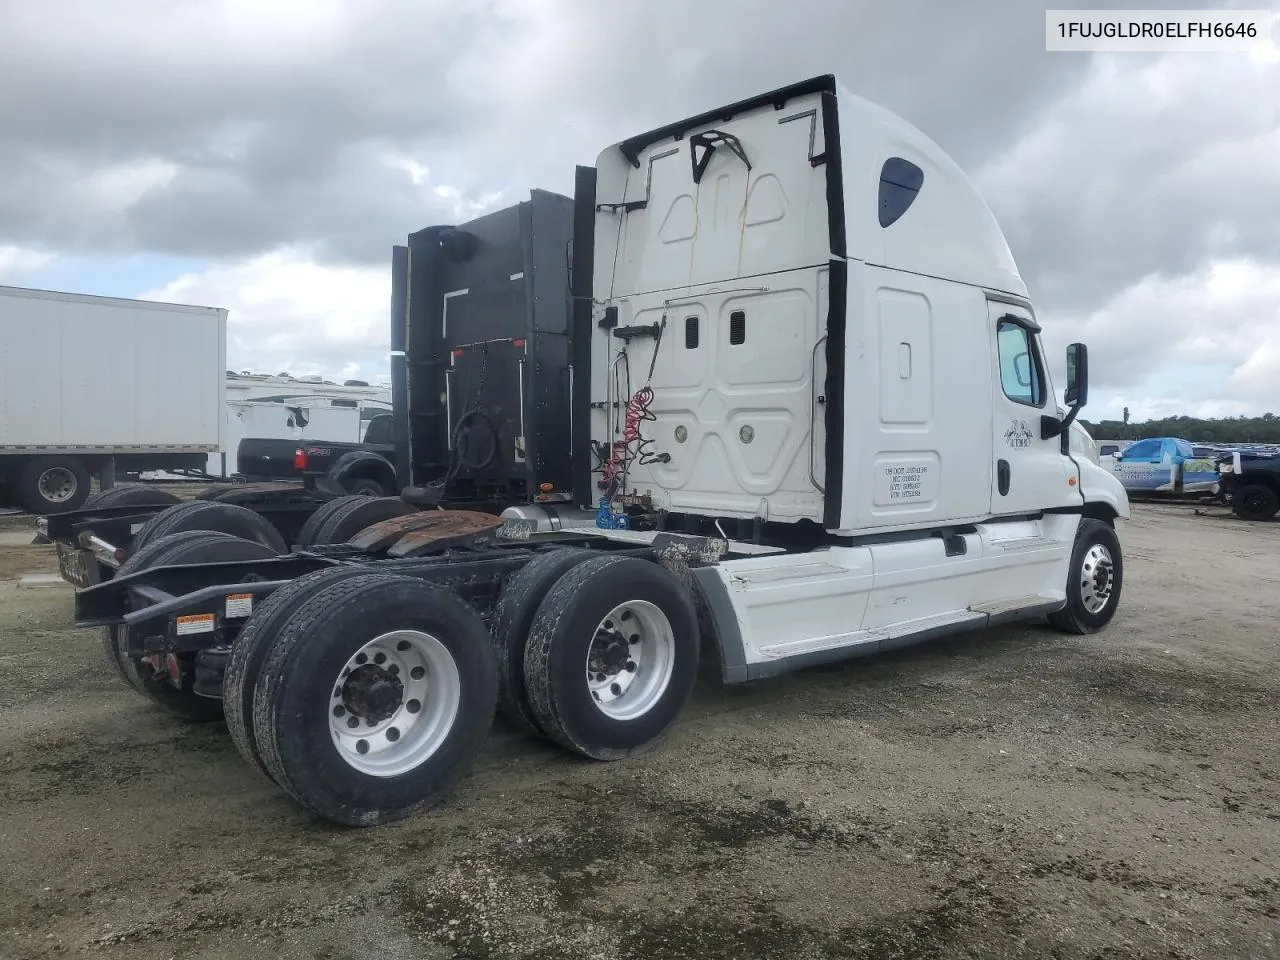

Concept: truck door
[[989, 305, 1076, 516], [1178, 440, 1219, 494]]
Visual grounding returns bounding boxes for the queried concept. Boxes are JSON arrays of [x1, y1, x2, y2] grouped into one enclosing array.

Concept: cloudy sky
[[0, 0, 1276, 421]]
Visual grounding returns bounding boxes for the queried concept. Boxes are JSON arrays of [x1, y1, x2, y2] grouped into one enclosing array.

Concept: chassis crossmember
[[77, 535, 677, 667]]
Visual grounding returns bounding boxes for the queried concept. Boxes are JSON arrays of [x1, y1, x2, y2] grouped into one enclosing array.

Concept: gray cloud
[[1, 0, 1276, 416], [0, 0, 518, 259], [978, 49, 1279, 315], [0, 0, 1108, 265]]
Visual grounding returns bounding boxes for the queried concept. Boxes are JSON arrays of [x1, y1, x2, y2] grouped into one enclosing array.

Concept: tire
[[251, 575, 498, 826], [224, 567, 394, 783], [104, 530, 281, 721], [489, 547, 597, 735], [17, 456, 91, 514], [293, 497, 358, 548], [1047, 518, 1124, 635], [130, 500, 288, 555], [523, 555, 699, 761], [81, 485, 182, 511], [311, 496, 416, 546], [102, 529, 214, 687], [345, 477, 387, 497], [297, 495, 416, 548], [1231, 483, 1280, 522]]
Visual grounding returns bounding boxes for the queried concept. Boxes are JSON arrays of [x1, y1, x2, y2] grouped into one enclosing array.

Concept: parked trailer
[[0, 284, 225, 513], [68, 75, 1130, 827]]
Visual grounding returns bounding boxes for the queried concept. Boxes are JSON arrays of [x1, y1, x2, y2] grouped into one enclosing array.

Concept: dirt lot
[[1, 503, 1277, 960]]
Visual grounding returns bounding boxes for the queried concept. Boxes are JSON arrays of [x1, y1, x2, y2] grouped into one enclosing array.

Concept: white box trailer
[[0, 284, 225, 512]]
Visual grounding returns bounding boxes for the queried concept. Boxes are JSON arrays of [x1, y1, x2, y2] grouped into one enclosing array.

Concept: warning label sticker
[[175, 613, 216, 636], [225, 593, 253, 618]]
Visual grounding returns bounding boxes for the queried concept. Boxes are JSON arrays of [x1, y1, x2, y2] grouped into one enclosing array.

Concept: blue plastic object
[[595, 496, 630, 530]]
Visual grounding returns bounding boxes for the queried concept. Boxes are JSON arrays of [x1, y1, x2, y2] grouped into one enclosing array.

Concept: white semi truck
[[68, 75, 1129, 827], [0, 284, 226, 512]]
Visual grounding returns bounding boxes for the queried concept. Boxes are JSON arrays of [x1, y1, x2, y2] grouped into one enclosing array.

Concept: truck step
[[987, 535, 1058, 553], [757, 629, 878, 659], [968, 595, 1054, 617]]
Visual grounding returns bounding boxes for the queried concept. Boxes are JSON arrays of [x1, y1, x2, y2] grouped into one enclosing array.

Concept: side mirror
[[1065, 343, 1088, 408], [1045, 342, 1090, 441]]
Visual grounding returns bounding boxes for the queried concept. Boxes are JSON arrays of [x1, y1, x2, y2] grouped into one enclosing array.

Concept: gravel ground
[[0, 503, 1277, 960]]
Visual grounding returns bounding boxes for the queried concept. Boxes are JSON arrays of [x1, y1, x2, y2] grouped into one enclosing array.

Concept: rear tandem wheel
[[489, 546, 598, 735], [245, 574, 498, 826], [129, 499, 288, 555], [522, 555, 700, 761], [81, 484, 182, 512], [292, 495, 417, 549], [223, 566, 402, 782]]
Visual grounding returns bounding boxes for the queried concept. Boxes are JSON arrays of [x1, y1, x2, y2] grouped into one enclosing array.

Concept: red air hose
[[600, 385, 657, 492]]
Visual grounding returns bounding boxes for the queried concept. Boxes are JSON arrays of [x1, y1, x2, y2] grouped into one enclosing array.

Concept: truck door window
[[363, 415, 393, 445], [996, 320, 1044, 407], [1121, 439, 1161, 459]]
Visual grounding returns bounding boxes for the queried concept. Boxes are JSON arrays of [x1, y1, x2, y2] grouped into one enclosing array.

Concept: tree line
[[1081, 413, 1280, 444]]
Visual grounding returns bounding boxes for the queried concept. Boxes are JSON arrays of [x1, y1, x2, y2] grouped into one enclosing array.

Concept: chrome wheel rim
[[39, 467, 77, 504], [1079, 543, 1115, 614], [328, 629, 460, 777], [585, 600, 675, 721]]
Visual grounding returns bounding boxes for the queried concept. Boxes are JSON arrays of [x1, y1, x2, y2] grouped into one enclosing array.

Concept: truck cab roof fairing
[[594, 74, 1027, 299]]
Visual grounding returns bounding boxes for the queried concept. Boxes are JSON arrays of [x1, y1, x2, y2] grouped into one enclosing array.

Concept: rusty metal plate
[[386, 511, 506, 557], [346, 511, 446, 551], [347, 510, 503, 555]]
